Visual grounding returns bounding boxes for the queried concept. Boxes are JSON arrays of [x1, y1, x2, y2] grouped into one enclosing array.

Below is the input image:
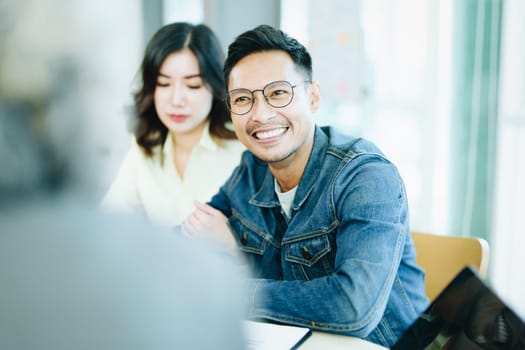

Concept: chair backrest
[[411, 231, 490, 301]]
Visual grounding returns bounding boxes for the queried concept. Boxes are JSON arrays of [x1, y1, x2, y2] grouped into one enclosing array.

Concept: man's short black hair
[[223, 25, 313, 88]]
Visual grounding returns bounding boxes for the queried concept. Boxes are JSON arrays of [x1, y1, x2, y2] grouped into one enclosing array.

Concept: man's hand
[[182, 201, 238, 254]]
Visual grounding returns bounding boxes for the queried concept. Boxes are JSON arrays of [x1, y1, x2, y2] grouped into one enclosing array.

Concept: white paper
[[243, 320, 311, 350]]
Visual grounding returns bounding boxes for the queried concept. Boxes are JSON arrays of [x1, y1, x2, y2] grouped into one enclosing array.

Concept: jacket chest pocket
[[284, 234, 333, 280], [229, 216, 267, 255]]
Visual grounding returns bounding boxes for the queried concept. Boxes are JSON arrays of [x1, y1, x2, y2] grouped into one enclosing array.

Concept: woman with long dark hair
[[103, 22, 244, 227]]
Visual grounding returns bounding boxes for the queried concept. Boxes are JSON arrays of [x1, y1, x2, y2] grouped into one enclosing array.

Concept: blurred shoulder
[[214, 139, 246, 161]]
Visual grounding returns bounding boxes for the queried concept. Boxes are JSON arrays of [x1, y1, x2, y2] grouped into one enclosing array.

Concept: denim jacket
[[209, 125, 429, 347]]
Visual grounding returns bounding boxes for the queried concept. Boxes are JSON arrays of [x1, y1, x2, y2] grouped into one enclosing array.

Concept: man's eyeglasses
[[226, 80, 309, 116]]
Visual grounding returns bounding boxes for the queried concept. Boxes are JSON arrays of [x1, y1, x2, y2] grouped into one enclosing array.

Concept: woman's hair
[[133, 22, 236, 157], [223, 25, 313, 89]]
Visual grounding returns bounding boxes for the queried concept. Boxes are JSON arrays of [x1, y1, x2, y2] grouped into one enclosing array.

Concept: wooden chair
[[411, 231, 490, 301]]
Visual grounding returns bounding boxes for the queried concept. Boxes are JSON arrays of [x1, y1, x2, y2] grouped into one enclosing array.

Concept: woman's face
[[154, 49, 213, 138]]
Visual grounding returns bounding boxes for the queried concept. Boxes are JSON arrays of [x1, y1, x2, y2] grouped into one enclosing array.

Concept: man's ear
[[309, 81, 321, 112]]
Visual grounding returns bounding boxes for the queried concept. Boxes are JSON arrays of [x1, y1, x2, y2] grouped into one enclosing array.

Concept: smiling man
[[183, 24, 429, 348]]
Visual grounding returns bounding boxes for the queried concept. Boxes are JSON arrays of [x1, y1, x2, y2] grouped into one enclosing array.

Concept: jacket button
[[240, 233, 248, 245], [302, 246, 312, 260]]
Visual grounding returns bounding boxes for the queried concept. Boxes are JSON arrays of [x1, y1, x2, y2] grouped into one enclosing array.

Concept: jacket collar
[[249, 125, 328, 211]]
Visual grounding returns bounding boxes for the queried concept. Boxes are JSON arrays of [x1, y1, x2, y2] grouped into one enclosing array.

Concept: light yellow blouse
[[102, 127, 245, 228]]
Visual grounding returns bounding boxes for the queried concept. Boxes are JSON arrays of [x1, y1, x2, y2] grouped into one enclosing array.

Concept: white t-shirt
[[274, 179, 297, 220], [102, 127, 245, 228]]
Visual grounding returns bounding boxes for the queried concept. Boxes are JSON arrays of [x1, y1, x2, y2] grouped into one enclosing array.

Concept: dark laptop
[[392, 266, 525, 349]]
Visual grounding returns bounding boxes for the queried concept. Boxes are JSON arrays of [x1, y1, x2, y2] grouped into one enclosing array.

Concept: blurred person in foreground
[[183, 24, 429, 348], [0, 7, 245, 350], [102, 22, 245, 228]]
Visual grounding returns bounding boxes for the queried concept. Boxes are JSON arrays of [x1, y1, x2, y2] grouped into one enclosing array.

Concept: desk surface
[[299, 331, 388, 350]]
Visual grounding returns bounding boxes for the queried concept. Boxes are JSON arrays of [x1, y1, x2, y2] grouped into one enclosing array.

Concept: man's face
[[227, 50, 320, 165]]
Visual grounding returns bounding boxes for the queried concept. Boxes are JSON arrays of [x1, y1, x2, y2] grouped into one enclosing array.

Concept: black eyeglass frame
[[226, 80, 310, 116]]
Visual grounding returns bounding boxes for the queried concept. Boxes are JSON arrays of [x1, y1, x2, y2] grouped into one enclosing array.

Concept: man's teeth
[[255, 127, 287, 139]]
